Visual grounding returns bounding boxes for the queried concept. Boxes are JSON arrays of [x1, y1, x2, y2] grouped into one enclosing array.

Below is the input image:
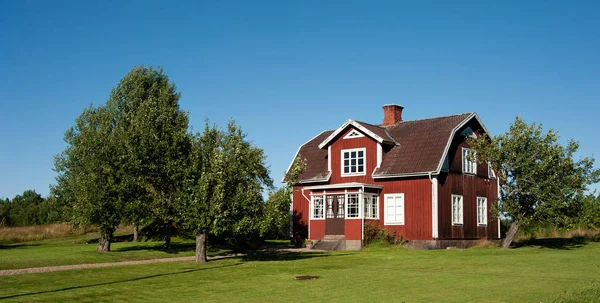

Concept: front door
[[325, 195, 345, 235]]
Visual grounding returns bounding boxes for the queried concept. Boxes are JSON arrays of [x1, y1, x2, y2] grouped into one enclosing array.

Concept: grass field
[[0, 236, 230, 270], [1, 237, 599, 302]]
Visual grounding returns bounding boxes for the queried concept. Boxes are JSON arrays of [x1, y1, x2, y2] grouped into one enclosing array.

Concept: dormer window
[[343, 130, 364, 139], [341, 148, 366, 176]]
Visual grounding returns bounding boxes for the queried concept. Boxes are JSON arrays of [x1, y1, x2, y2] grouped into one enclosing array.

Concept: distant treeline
[[0, 190, 67, 227]]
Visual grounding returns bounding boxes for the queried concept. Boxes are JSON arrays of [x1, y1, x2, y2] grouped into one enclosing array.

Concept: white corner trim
[[377, 143, 382, 168], [327, 145, 331, 172], [435, 113, 491, 174], [497, 177, 501, 239], [318, 119, 388, 149], [431, 176, 439, 239], [282, 130, 331, 183]]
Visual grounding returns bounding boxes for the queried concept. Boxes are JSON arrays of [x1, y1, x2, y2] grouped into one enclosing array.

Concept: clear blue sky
[[1, 1, 599, 199]]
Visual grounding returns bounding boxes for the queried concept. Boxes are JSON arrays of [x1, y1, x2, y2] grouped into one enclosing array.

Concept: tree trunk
[[502, 220, 520, 248], [97, 228, 113, 252], [195, 230, 207, 263], [163, 222, 171, 249], [133, 223, 139, 242]]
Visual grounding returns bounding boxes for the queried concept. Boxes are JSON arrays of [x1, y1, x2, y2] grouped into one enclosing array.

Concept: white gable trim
[[434, 113, 490, 174], [282, 130, 331, 183], [318, 119, 388, 149]]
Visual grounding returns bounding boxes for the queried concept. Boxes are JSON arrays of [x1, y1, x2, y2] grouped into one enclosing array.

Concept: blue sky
[[1, 1, 599, 199]]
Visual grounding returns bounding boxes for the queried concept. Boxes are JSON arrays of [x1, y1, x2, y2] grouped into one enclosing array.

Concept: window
[[364, 194, 379, 219], [488, 162, 496, 179], [462, 148, 477, 174], [343, 130, 364, 139], [452, 195, 463, 225], [341, 148, 366, 176], [346, 193, 359, 218], [477, 197, 487, 225], [311, 195, 324, 219], [384, 194, 404, 225]]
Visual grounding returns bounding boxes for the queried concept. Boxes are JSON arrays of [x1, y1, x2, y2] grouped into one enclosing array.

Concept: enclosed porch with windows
[[304, 183, 382, 250]]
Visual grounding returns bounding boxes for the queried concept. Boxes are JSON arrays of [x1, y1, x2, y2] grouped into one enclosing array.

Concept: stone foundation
[[345, 240, 362, 251]]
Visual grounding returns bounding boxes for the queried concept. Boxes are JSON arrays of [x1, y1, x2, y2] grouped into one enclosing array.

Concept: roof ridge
[[377, 112, 473, 127]]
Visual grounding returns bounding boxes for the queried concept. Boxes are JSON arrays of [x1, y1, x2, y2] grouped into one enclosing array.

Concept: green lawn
[[1, 239, 599, 302], [0, 236, 229, 270]]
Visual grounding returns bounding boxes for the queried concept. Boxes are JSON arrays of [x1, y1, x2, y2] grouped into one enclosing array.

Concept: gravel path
[[0, 253, 246, 276]]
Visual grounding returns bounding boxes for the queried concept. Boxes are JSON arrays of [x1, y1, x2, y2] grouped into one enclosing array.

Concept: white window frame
[[310, 195, 325, 220], [488, 162, 496, 179], [364, 194, 379, 219], [346, 193, 360, 219], [343, 129, 365, 139], [462, 148, 477, 175], [477, 196, 488, 226], [341, 148, 366, 177], [451, 194, 463, 225], [384, 193, 404, 225]]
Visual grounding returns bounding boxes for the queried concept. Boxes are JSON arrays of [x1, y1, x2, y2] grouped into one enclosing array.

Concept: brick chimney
[[382, 104, 404, 126]]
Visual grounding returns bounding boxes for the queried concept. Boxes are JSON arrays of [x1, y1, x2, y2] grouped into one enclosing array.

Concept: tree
[[178, 121, 273, 262], [54, 105, 127, 251], [468, 116, 600, 248], [106, 66, 191, 249], [261, 188, 292, 239]]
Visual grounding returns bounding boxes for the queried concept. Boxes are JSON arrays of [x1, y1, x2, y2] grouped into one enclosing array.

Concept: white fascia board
[[372, 171, 434, 179], [318, 119, 386, 149], [303, 182, 383, 190], [434, 113, 491, 174], [282, 130, 331, 183]]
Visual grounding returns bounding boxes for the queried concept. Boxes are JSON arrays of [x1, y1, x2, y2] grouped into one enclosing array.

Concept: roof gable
[[317, 119, 394, 149]]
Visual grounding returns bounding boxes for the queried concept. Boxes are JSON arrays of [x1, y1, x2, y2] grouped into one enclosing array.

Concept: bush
[[363, 222, 405, 246]]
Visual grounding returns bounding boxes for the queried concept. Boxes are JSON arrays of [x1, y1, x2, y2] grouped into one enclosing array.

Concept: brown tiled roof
[[354, 121, 395, 144], [295, 130, 334, 182], [291, 113, 473, 183], [374, 113, 472, 176]]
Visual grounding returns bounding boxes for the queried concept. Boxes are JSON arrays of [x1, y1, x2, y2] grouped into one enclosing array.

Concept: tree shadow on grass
[[513, 237, 589, 250], [242, 250, 346, 262], [113, 243, 232, 256], [0, 262, 243, 300], [0, 243, 41, 250]]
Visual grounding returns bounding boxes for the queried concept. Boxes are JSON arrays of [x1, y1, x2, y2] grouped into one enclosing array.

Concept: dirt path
[[0, 253, 246, 276]]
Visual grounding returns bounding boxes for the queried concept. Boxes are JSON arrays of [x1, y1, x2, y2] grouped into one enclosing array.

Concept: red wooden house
[[285, 105, 500, 250]]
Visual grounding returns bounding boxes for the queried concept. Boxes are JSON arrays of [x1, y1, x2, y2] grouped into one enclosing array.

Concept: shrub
[[363, 222, 405, 246]]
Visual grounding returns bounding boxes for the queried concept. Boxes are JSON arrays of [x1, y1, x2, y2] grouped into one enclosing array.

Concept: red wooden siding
[[329, 127, 378, 184], [345, 220, 362, 240], [310, 220, 326, 239], [437, 124, 499, 239]]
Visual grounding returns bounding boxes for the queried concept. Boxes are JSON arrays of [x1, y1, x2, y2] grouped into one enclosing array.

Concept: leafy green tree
[[0, 198, 11, 227], [261, 188, 292, 239], [579, 193, 600, 229], [178, 121, 273, 262], [54, 105, 127, 251], [468, 116, 600, 248], [106, 66, 191, 249]]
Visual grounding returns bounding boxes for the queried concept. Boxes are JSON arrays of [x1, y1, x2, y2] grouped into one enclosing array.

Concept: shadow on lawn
[[113, 242, 230, 255], [0, 243, 41, 250], [513, 237, 589, 250], [242, 250, 344, 262], [0, 262, 243, 300]]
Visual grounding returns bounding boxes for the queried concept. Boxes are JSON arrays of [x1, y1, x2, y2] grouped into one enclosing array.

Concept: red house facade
[[285, 105, 500, 250]]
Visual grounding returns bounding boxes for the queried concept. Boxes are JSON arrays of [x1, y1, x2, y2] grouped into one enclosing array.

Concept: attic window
[[341, 148, 365, 176], [343, 130, 364, 139]]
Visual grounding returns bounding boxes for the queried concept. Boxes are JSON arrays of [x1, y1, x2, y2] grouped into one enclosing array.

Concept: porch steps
[[313, 237, 345, 251]]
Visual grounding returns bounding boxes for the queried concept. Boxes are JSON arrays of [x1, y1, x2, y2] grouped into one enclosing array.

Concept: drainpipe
[[302, 188, 311, 240], [361, 185, 365, 243]]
